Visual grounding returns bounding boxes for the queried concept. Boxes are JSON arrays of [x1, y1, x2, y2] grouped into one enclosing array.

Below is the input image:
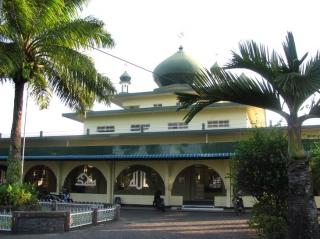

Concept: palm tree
[[176, 32, 320, 239], [1, 0, 115, 183]]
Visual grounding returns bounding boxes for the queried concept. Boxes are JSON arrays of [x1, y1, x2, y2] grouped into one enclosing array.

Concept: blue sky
[[0, 0, 320, 136]]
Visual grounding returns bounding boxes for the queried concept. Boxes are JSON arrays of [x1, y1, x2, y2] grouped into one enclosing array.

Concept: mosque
[[0, 47, 319, 208]]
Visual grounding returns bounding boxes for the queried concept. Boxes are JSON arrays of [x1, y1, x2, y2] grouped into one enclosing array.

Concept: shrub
[[0, 183, 38, 209], [250, 200, 287, 239]]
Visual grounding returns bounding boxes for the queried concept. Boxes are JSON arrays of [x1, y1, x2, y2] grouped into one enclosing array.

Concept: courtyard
[[1, 209, 255, 239]]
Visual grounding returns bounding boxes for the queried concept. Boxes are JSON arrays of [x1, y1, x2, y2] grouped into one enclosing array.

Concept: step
[[182, 204, 215, 208]]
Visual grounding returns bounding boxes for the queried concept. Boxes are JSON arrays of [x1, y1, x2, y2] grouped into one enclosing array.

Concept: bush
[[0, 183, 38, 209], [231, 128, 288, 238], [249, 199, 287, 239]]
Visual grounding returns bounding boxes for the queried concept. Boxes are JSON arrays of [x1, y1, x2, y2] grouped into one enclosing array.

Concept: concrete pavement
[[1, 209, 256, 239]]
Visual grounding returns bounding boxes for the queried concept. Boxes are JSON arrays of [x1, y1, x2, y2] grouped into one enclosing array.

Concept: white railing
[[0, 211, 12, 231], [97, 208, 116, 223], [70, 211, 93, 228]]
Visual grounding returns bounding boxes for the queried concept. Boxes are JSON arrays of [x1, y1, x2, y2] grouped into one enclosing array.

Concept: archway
[[172, 164, 226, 203], [24, 165, 57, 192], [63, 164, 107, 194], [114, 165, 164, 195]]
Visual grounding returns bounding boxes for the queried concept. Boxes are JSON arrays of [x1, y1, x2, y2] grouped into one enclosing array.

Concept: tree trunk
[[6, 80, 25, 184], [287, 119, 319, 239]]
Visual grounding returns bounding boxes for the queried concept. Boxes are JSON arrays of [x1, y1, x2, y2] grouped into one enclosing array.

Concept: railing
[[38, 201, 105, 211], [0, 210, 12, 231], [0, 202, 118, 232], [97, 208, 116, 223], [70, 210, 93, 228], [70, 206, 117, 228]]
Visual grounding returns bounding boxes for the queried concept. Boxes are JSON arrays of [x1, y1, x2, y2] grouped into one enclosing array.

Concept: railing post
[[51, 200, 57, 211], [65, 211, 70, 231], [92, 208, 98, 225], [115, 205, 120, 221]]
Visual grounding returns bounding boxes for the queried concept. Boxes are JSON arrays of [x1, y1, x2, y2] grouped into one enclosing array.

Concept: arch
[[114, 164, 165, 195], [24, 165, 57, 192], [172, 164, 226, 202], [63, 164, 107, 194]]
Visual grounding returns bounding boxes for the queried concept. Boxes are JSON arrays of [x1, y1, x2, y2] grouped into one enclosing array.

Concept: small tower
[[119, 71, 131, 93]]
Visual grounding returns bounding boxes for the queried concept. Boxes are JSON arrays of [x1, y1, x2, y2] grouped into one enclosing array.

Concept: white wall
[[84, 107, 248, 134]]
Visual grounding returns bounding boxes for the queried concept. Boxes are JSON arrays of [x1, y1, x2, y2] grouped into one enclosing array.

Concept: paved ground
[[1, 209, 256, 239]]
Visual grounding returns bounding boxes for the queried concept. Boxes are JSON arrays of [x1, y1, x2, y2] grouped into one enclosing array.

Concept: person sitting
[[153, 190, 162, 207]]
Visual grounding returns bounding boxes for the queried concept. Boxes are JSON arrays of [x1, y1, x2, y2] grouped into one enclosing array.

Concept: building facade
[[0, 47, 319, 207]]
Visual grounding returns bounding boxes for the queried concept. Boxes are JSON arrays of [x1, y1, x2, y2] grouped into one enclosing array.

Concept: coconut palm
[[1, 0, 115, 183], [176, 32, 320, 238]]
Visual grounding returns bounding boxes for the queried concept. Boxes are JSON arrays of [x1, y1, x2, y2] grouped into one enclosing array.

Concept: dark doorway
[[172, 164, 226, 204]]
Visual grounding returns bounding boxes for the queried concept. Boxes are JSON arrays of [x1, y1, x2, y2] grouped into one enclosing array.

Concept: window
[[63, 165, 107, 194], [153, 104, 162, 107], [114, 165, 165, 195], [168, 122, 188, 129], [207, 120, 229, 128], [130, 124, 150, 132], [24, 165, 57, 192], [96, 125, 115, 132]]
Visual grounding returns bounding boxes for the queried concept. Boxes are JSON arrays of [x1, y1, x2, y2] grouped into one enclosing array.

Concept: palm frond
[[225, 40, 285, 93], [63, 0, 89, 18], [0, 42, 23, 77], [176, 68, 285, 123], [34, 17, 114, 51], [282, 32, 308, 73], [44, 63, 94, 113], [40, 47, 115, 112], [176, 92, 215, 123], [3, 0, 34, 36], [302, 51, 320, 93], [29, 72, 52, 109], [29, 0, 65, 34]]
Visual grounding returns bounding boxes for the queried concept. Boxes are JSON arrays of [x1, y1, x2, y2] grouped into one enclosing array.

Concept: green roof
[[153, 46, 203, 87], [0, 142, 235, 161]]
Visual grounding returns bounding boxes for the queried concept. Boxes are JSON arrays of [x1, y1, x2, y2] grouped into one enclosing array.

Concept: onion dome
[[210, 62, 220, 73], [119, 71, 131, 84], [153, 46, 203, 87]]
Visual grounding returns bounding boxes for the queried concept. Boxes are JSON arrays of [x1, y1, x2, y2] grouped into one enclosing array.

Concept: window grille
[[96, 125, 115, 132], [130, 124, 150, 132], [207, 120, 229, 128], [168, 122, 188, 129]]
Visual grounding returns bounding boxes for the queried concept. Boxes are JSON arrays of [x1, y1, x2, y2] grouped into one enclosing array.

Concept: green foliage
[[233, 128, 288, 202], [0, 183, 37, 208], [1, 0, 116, 184], [250, 200, 288, 239], [310, 142, 320, 195], [232, 128, 288, 238]]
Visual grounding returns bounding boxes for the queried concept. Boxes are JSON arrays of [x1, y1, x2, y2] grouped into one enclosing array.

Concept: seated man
[[153, 190, 162, 207]]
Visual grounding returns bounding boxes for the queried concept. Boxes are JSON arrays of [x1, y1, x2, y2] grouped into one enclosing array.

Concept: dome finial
[[119, 71, 131, 93]]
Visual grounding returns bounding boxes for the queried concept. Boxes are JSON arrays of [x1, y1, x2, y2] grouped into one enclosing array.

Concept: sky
[[1, 0, 320, 137]]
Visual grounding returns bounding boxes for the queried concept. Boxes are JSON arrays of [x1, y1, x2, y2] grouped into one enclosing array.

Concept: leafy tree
[[310, 142, 320, 195], [177, 32, 320, 238], [233, 128, 288, 239], [233, 128, 288, 214], [1, 0, 115, 183]]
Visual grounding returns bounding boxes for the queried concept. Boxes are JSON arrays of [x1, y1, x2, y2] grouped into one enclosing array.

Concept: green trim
[[0, 142, 235, 161]]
